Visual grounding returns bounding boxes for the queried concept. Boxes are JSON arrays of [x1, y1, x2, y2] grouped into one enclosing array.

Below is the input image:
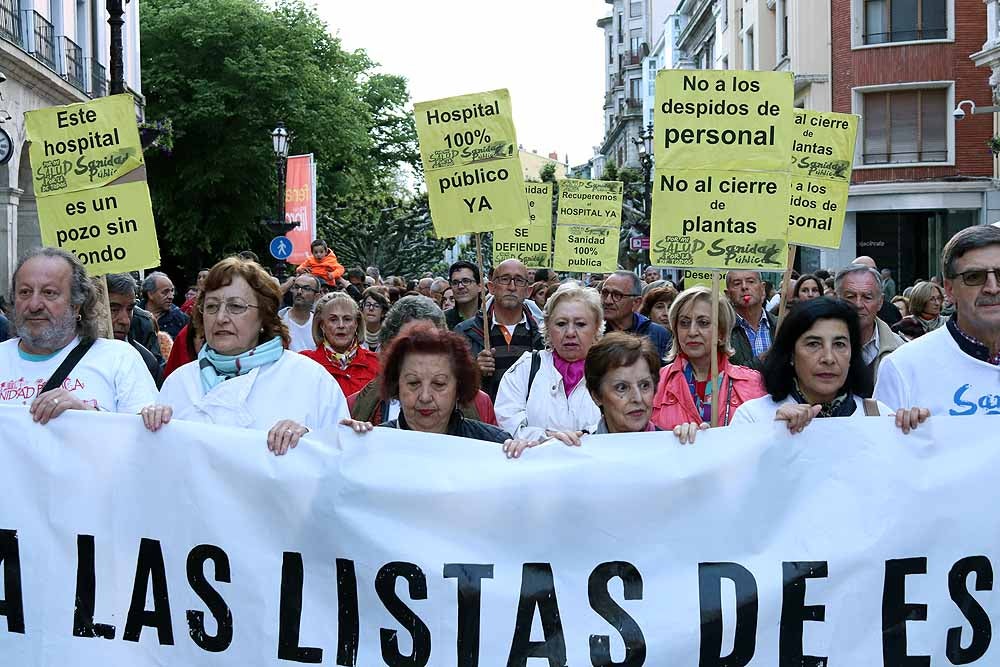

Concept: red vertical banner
[[284, 154, 316, 265]]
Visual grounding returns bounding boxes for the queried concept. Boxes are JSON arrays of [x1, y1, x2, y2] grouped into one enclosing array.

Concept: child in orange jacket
[[295, 239, 345, 287]]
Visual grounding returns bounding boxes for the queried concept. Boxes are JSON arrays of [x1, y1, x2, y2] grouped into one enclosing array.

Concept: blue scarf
[[198, 336, 284, 392]]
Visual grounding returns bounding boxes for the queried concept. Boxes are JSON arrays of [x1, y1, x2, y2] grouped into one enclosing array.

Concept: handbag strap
[[41, 339, 96, 394], [862, 398, 881, 417]]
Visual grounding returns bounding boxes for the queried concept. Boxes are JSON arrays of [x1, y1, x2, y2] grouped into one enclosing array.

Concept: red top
[[163, 324, 196, 379], [300, 347, 380, 397]]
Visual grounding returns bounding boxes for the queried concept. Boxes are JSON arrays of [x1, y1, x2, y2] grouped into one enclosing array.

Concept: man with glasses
[[876, 225, 1000, 415], [456, 259, 543, 400], [601, 270, 670, 361], [280, 274, 321, 352], [835, 264, 903, 390], [444, 260, 483, 330]]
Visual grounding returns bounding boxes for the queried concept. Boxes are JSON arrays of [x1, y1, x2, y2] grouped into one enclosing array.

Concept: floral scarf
[[324, 342, 359, 370]]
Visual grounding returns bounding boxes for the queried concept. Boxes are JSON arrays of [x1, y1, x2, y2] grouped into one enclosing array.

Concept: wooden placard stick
[[777, 243, 798, 327], [475, 232, 491, 353], [710, 270, 721, 428]]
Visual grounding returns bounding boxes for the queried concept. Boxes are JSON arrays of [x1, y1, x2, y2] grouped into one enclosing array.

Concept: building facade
[[519, 148, 568, 181], [0, 0, 142, 288], [598, 0, 671, 171], [831, 0, 998, 285]]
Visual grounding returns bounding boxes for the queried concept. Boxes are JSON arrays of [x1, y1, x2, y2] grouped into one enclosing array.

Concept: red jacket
[[300, 347, 380, 397], [650, 355, 766, 430]]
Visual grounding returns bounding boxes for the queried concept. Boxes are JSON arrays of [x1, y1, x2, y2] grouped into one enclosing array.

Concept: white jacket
[[495, 349, 602, 441], [731, 394, 892, 424], [158, 351, 348, 442]]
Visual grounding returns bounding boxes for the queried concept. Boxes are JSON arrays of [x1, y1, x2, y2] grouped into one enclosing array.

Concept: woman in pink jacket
[[650, 286, 766, 441]]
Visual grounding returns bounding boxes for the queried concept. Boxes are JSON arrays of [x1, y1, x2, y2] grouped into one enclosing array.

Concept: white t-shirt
[[280, 309, 316, 352], [875, 325, 1000, 415], [158, 351, 348, 435], [0, 337, 157, 413], [731, 394, 892, 424]]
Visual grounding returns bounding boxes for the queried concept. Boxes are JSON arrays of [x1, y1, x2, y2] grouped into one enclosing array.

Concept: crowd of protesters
[[3, 223, 999, 455]]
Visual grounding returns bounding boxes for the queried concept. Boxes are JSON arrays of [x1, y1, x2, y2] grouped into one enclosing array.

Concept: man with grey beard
[[0, 247, 157, 423]]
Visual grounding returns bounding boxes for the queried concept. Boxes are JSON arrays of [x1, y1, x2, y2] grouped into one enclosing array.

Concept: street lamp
[[263, 122, 297, 279], [631, 122, 654, 229]]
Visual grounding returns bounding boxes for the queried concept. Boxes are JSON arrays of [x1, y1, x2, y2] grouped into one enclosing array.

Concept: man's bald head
[[851, 255, 877, 270]]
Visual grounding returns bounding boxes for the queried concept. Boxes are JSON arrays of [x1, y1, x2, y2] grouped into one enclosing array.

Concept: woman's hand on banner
[[139, 404, 173, 431], [339, 418, 375, 433], [894, 407, 930, 434], [673, 421, 709, 444], [267, 420, 309, 456], [775, 403, 822, 434]]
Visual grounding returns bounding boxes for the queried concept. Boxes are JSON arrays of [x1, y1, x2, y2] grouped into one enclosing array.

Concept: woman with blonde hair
[[650, 286, 766, 441], [301, 292, 380, 396], [891, 281, 946, 340], [495, 283, 604, 444], [141, 257, 348, 455]]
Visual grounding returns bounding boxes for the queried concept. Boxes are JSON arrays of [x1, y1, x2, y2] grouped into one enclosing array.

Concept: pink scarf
[[553, 353, 585, 397]]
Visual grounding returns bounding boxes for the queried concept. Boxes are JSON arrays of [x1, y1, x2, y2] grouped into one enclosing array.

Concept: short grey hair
[[11, 247, 100, 341], [105, 272, 138, 297], [609, 270, 642, 296], [539, 283, 605, 348], [941, 225, 1000, 278], [141, 271, 169, 297], [379, 295, 446, 346], [312, 291, 360, 347], [834, 264, 883, 294]]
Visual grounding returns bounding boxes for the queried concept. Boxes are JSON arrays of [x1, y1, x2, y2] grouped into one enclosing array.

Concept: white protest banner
[[2, 406, 999, 665]]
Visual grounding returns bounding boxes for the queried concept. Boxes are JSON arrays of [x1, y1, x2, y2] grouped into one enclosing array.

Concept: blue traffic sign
[[269, 236, 292, 260]]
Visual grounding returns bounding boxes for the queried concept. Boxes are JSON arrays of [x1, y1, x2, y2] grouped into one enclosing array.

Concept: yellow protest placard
[[651, 70, 794, 270], [788, 109, 858, 249], [681, 269, 726, 293], [651, 169, 789, 270], [25, 94, 160, 276], [493, 183, 552, 268], [414, 89, 528, 237], [36, 180, 159, 274], [655, 70, 793, 172], [553, 224, 618, 273], [25, 94, 144, 196], [556, 178, 623, 228]]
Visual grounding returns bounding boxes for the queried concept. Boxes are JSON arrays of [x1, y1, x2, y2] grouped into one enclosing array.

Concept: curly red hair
[[379, 321, 480, 404]]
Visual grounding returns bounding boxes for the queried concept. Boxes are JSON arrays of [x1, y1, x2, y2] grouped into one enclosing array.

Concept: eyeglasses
[[600, 289, 640, 303], [291, 284, 318, 293], [493, 275, 529, 287], [202, 299, 260, 316], [450, 278, 477, 288], [362, 300, 383, 310], [955, 269, 1000, 287]]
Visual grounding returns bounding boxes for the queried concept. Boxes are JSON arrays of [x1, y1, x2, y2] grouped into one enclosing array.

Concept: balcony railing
[[25, 10, 55, 69], [864, 26, 947, 44], [89, 58, 107, 97], [0, 0, 19, 44], [63, 37, 85, 91]]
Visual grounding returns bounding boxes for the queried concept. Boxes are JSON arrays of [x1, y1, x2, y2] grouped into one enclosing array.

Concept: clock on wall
[[0, 127, 13, 166]]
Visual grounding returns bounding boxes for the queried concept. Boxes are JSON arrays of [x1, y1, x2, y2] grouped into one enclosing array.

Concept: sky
[[318, 0, 609, 169]]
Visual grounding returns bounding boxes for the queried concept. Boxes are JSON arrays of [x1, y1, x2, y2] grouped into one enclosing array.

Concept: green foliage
[[539, 162, 557, 184], [141, 0, 416, 274]]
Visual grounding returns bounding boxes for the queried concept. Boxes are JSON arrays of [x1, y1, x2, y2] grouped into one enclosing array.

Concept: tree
[[319, 194, 451, 277], [140, 0, 416, 277]]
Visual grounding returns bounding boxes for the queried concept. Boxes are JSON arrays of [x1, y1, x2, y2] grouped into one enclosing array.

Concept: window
[[618, 13, 623, 42], [629, 78, 642, 101], [862, 89, 947, 164], [631, 1, 643, 17], [722, 0, 729, 27], [630, 28, 643, 56], [608, 36, 613, 63], [697, 37, 715, 69], [779, 0, 789, 58], [863, 0, 946, 44]]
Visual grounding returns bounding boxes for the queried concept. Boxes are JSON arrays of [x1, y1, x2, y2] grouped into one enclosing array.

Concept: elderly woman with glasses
[[360, 287, 390, 351], [300, 292, 380, 396], [140, 257, 349, 455]]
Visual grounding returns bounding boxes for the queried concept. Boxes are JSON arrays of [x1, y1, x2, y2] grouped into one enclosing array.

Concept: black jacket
[[130, 339, 164, 388], [455, 304, 544, 400], [729, 309, 777, 371], [381, 410, 511, 443]]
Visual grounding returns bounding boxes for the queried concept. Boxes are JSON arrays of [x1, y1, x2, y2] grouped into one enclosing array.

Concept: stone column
[[0, 186, 22, 290]]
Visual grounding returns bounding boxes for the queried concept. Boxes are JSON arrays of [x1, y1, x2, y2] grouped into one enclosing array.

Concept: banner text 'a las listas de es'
[[2, 406, 1000, 665], [414, 89, 529, 238], [24, 94, 159, 275]]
